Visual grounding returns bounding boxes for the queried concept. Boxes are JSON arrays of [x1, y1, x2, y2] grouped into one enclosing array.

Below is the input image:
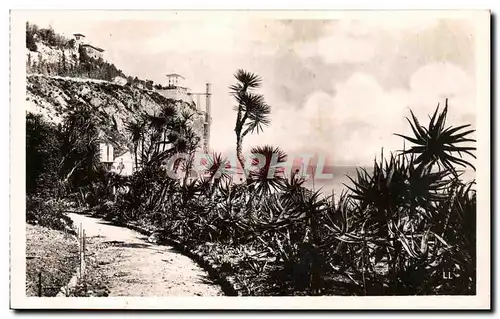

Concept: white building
[[73, 33, 85, 46], [73, 33, 105, 60], [166, 73, 185, 88], [155, 73, 194, 103], [111, 151, 135, 176]]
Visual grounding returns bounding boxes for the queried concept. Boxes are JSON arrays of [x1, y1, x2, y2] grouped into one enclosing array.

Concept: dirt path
[[67, 213, 224, 297]]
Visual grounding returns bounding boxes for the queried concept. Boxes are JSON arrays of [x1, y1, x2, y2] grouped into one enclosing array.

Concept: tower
[[203, 83, 212, 153], [73, 33, 85, 47]]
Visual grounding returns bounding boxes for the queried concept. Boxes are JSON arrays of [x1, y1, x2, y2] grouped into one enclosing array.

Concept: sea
[[301, 166, 476, 201]]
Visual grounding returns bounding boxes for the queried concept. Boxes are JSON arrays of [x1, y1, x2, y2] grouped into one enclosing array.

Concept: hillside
[[26, 21, 128, 82], [26, 74, 207, 155]]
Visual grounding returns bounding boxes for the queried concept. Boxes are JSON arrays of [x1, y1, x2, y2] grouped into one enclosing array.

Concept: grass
[[26, 224, 79, 296]]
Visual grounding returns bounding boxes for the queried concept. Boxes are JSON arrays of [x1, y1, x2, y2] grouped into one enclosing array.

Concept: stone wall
[[156, 88, 194, 105]]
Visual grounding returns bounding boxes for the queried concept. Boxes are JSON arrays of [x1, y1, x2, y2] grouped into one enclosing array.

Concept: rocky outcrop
[[26, 74, 207, 154], [26, 42, 79, 76]]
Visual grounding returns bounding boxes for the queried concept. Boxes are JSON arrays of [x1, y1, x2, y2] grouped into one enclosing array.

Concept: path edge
[[105, 218, 244, 297]]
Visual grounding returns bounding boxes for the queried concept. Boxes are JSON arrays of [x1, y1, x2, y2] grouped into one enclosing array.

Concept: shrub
[[26, 112, 63, 197], [26, 196, 74, 232]]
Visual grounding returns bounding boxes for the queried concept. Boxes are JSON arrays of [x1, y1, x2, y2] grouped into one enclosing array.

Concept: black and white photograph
[[9, 10, 491, 309]]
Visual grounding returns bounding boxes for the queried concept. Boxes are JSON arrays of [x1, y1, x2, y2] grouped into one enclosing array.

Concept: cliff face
[[26, 42, 79, 76], [26, 74, 207, 156], [26, 32, 126, 82]]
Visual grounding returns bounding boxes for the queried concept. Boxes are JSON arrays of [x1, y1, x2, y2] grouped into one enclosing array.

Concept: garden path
[[67, 213, 224, 297]]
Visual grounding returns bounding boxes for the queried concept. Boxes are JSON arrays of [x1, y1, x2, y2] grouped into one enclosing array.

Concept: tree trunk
[[183, 153, 193, 186], [63, 159, 84, 184], [236, 135, 245, 171], [134, 144, 138, 172]]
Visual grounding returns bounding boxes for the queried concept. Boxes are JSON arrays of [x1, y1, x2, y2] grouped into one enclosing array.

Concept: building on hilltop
[[73, 33, 85, 46], [81, 44, 105, 60], [166, 73, 185, 88], [158, 73, 193, 102], [73, 33, 105, 60]]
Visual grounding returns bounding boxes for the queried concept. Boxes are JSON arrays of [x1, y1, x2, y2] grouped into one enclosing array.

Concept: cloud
[[25, 15, 477, 167], [292, 22, 376, 64], [294, 34, 376, 64], [291, 17, 440, 65], [409, 61, 475, 97], [245, 62, 477, 166], [351, 16, 440, 33], [139, 21, 246, 55]]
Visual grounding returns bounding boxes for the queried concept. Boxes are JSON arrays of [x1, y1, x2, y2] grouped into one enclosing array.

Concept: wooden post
[[80, 223, 83, 255], [79, 225, 82, 279], [80, 228, 86, 283], [38, 272, 42, 297]]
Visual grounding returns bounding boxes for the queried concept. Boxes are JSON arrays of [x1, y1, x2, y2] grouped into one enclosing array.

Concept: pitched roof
[[81, 44, 105, 52], [166, 73, 185, 79], [73, 33, 85, 37]]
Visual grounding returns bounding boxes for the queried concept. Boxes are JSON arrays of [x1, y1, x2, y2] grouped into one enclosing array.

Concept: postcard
[[10, 10, 491, 309]]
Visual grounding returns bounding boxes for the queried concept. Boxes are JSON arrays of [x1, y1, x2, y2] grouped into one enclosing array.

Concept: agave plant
[[279, 169, 307, 209], [395, 99, 476, 173], [433, 180, 477, 294], [345, 151, 451, 230], [210, 180, 253, 244]]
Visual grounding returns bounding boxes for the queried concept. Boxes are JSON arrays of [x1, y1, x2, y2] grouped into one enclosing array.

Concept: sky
[[26, 12, 478, 167]]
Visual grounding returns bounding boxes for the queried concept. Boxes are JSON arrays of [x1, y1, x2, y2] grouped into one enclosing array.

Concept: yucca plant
[[247, 145, 288, 197], [432, 180, 477, 294], [338, 146, 460, 294], [279, 169, 307, 209], [230, 69, 272, 170], [395, 99, 476, 174], [333, 102, 477, 295], [201, 152, 231, 197], [209, 180, 252, 244], [205, 152, 231, 181], [393, 100, 477, 294]]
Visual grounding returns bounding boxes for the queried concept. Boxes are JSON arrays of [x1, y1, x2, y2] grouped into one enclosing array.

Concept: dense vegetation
[[88, 71, 476, 295], [27, 69, 477, 296], [26, 104, 116, 230], [25, 22, 155, 84], [26, 22, 74, 52]]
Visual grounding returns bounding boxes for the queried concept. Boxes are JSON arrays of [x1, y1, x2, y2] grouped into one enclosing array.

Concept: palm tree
[[230, 69, 271, 170], [137, 101, 201, 170], [59, 105, 100, 189], [124, 117, 146, 170]]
